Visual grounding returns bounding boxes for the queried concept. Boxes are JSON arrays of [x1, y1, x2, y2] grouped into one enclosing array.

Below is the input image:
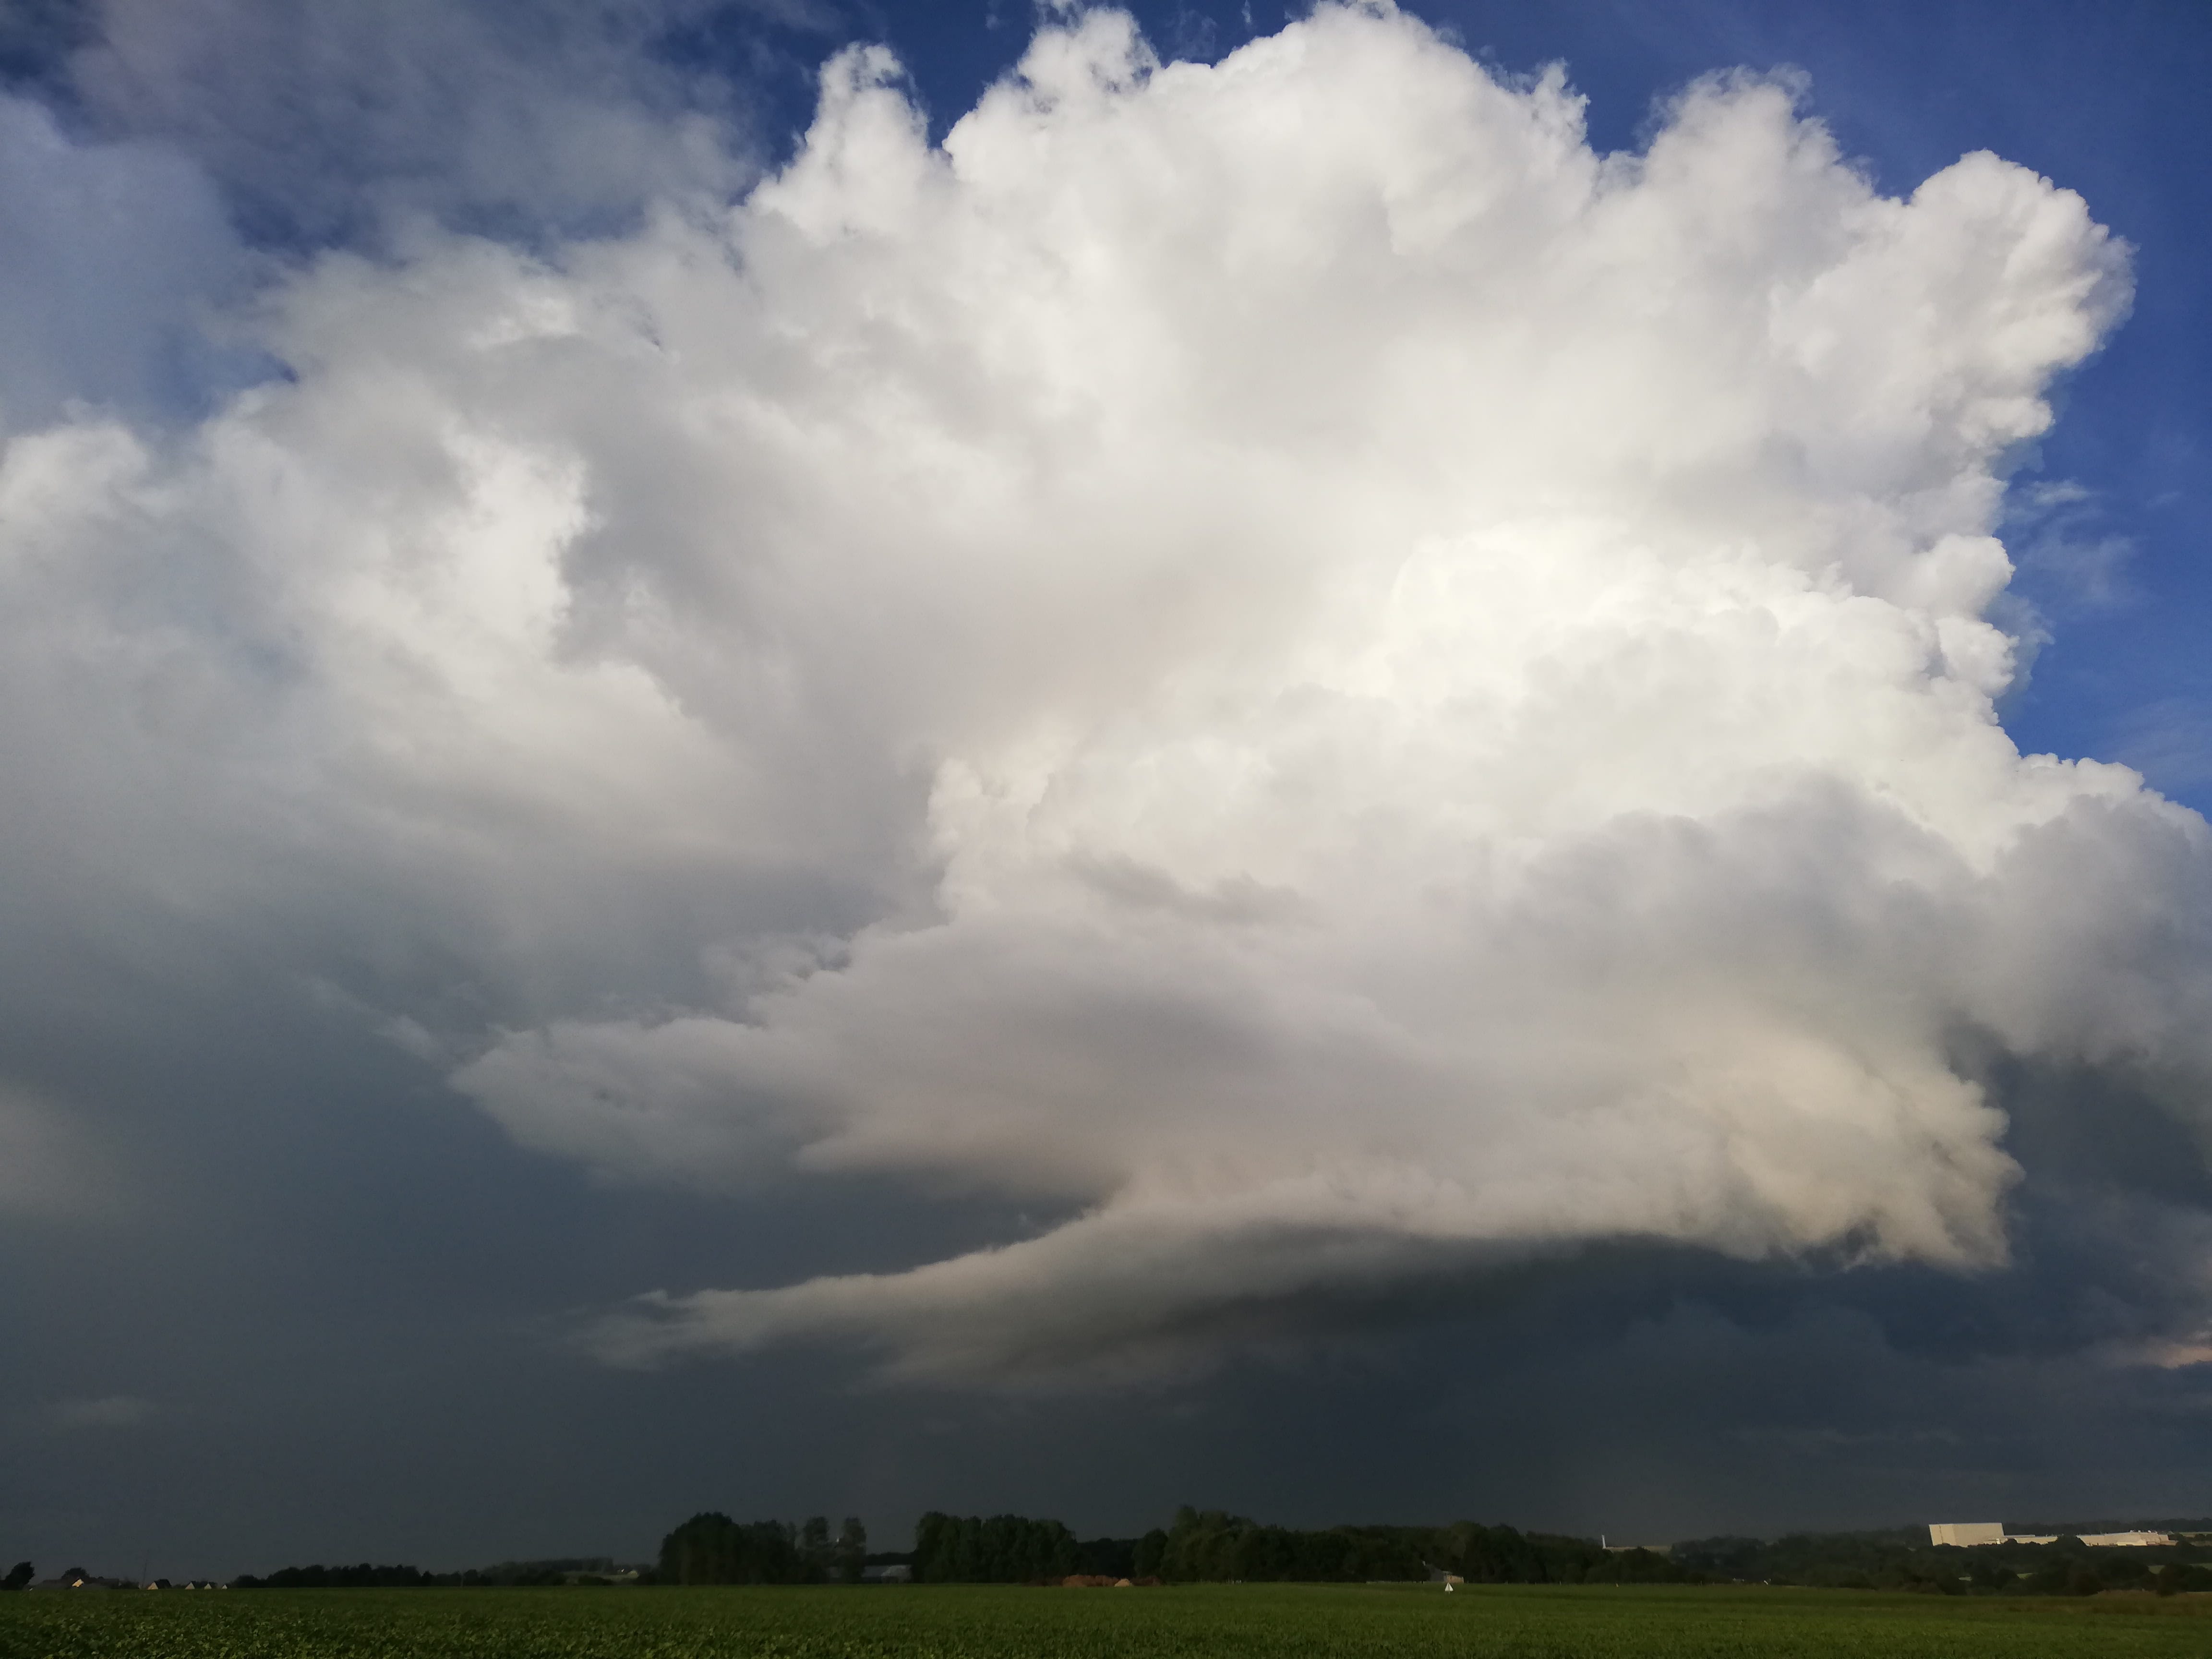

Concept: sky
[[4, 0, 2212, 1580]]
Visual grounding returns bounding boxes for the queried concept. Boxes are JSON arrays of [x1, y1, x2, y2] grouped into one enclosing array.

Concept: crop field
[[5, 1583, 2211, 1659]]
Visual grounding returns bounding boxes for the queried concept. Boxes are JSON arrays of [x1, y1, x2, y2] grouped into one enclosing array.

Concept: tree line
[[154, 1509, 2212, 1594], [1124, 1508, 1686, 1586], [649, 1507, 1688, 1587], [234, 1557, 634, 1588], [180, 1509, 1696, 1591], [910, 1513, 1079, 1582], [1671, 1527, 2212, 1596], [655, 1515, 868, 1585]]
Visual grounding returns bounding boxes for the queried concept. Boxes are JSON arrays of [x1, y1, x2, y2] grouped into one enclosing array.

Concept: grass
[[5, 1582, 2211, 1659]]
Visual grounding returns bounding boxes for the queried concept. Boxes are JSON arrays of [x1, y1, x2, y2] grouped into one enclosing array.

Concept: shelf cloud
[[10, 4, 2206, 1389]]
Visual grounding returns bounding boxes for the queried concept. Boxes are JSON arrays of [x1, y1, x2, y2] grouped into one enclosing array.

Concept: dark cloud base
[[5, 968, 2207, 1576]]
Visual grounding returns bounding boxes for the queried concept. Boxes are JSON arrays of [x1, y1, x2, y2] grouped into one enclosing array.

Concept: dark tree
[[799, 1516, 833, 1580], [658, 1514, 809, 1585], [1, 1562, 30, 1592], [836, 1518, 866, 1584], [912, 1513, 1078, 1583], [1132, 1531, 1168, 1580]]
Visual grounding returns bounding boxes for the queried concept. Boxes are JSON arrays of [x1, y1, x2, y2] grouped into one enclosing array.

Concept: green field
[[6, 1583, 2211, 1659]]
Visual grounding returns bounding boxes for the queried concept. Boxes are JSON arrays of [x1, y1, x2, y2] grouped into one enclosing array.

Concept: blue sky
[[5, 0, 2212, 1580]]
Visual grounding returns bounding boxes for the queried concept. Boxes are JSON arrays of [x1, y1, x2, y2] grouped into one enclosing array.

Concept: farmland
[[6, 1582, 2212, 1659]]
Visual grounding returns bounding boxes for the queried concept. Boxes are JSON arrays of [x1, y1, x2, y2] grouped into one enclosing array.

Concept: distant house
[[2078, 1532, 2171, 1548], [861, 1564, 911, 1583]]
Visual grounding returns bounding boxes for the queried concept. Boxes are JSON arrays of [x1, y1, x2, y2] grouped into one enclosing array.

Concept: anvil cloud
[[8, 5, 2205, 1388]]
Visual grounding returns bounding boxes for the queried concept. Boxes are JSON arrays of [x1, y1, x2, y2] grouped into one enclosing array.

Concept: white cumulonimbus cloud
[[5, 4, 2206, 1382]]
